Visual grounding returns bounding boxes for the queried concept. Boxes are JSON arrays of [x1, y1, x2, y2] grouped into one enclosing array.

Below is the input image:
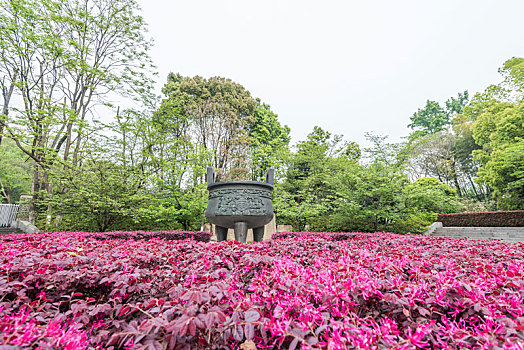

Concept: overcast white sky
[[138, 0, 524, 147]]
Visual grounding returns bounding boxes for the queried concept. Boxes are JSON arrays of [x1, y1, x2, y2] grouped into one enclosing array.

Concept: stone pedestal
[[206, 214, 276, 242]]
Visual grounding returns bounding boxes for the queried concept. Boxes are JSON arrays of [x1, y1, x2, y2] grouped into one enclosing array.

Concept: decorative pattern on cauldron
[[206, 167, 274, 242]]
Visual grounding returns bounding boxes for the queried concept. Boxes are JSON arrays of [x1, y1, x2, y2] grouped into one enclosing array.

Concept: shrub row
[[88, 230, 212, 242], [438, 210, 524, 227], [1, 231, 523, 349], [271, 231, 359, 241], [0, 230, 212, 243]]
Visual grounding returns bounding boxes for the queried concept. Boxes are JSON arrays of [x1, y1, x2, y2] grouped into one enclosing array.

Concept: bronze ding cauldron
[[206, 167, 274, 242]]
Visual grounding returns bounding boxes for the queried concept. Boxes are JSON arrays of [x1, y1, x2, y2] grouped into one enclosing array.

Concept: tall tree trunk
[[43, 170, 52, 229], [29, 165, 41, 223], [467, 174, 479, 199], [450, 159, 462, 196], [0, 178, 10, 203], [0, 74, 17, 147]]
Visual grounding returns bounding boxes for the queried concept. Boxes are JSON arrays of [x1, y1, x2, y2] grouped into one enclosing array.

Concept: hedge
[[271, 231, 360, 241], [438, 210, 524, 227], [1, 230, 212, 242], [88, 230, 212, 242]]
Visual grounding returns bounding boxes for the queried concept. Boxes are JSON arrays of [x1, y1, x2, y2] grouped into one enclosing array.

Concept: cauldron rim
[[207, 180, 273, 191]]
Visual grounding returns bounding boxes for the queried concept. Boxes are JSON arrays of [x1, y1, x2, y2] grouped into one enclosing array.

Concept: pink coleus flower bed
[[0, 231, 523, 349]]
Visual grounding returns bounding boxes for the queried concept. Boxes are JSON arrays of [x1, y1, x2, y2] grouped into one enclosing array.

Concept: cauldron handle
[[207, 167, 215, 185], [266, 168, 274, 185]]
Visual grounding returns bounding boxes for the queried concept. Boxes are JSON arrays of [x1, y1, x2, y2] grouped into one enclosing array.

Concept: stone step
[[435, 237, 524, 243], [431, 226, 524, 243], [435, 227, 524, 232], [435, 234, 523, 240], [438, 231, 524, 235], [435, 228, 523, 234], [434, 234, 524, 240]]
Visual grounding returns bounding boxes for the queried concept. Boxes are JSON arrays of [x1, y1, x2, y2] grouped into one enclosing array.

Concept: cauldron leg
[[216, 226, 228, 241], [253, 226, 264, 242], [234, 222, 248, 243]]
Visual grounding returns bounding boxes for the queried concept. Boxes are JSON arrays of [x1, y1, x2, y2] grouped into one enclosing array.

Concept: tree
[[146, 89, 209, 193], [409, 100, 450, 136], [493, 57, 524, 98], [157, 74, 257, 181], [329, 133, 410, 233], [452, 58, 524, 209], [449, 113, 484, 199], [329, 161, 407, 232], [0, 138, 31, 203], [35, 105, 208, 232], [403, 177, 461, 214], [406, 132, 465, 195], [275, 126, 347, 231], [273, 127, 466, 234], [43, 158, 145, 232], [471, 97, 524, 209], [275, 126, 370, 231], [273, 189, 329, 232], [343, 141, 361, 161], [408, 91, 469, 138], [405, 91, 482, 198], [446, 91, 470, 117], [248, 99, 290, 181], [0, 0, 154, 219], [364, 132, 406, 168], [477, 141, 524, 209]]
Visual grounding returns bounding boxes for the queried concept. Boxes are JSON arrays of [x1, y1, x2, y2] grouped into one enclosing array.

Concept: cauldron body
[[206, 168, 274, 242]]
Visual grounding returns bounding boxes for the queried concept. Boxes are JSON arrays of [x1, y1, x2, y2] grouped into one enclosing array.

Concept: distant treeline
[[0, 0, 522, 233]]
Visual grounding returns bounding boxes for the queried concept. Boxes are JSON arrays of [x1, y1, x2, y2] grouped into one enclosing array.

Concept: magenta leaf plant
[[0, 230, 523, 349]]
